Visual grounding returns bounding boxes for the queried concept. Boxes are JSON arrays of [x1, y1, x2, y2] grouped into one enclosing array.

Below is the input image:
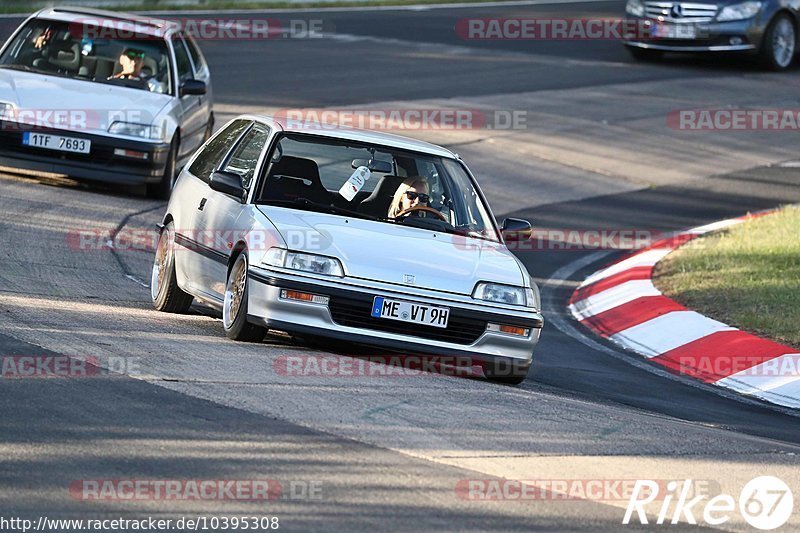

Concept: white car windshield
[[0, 19, 172, 94], [256, 133, 500, 242]]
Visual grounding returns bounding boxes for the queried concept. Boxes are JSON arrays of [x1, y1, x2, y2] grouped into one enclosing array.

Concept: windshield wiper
[[266, 198, 394, 223]]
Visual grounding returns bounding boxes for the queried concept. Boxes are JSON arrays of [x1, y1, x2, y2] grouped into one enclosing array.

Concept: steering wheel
[[396, 205, 448, 222]]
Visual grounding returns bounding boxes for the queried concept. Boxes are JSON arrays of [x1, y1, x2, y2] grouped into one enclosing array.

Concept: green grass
[[653, 205, 800, 349], [0, 0, 513, 15]]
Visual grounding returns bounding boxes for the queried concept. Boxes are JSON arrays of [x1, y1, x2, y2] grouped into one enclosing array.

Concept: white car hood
[[259, 207, 524, 295], [0, 70, 170, 136]]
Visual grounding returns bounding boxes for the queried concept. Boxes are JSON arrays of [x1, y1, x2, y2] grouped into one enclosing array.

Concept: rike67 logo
[[623, 476, 793, 530]]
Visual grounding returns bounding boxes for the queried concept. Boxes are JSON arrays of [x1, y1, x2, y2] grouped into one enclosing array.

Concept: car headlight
[[262, 248, 344, 277], [0, 101, 16, 121], [473, 282, 535, 307], [716, 1, 761, 21], [626, 0, 646, 17], [108, 121, 162, 140]]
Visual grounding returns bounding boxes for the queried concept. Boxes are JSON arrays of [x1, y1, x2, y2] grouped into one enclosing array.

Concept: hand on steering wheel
[[395, 205, 448, 222]]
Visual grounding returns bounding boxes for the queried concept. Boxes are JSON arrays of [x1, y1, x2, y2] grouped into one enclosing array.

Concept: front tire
[[223, 252, 267, 342], [759, 14, 796, 71], [483, 359, 531, 385], [151, 222, 193, 313], [146, 138, 178, 200]]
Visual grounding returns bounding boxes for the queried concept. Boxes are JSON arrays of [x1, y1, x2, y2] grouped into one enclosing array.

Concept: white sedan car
[[0, 7, 213, 197], [151, 116, 544, 383]]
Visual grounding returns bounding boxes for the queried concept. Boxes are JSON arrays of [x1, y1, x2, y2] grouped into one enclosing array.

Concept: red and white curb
[[568, 211, 800, 410]]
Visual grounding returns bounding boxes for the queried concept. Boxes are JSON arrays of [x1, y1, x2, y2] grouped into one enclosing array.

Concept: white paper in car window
[[338, 166, 371, 202]]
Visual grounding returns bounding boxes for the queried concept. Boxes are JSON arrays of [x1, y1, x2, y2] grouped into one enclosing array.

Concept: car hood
[[0, 70, 171, 136], [258, 206, 524, 295]]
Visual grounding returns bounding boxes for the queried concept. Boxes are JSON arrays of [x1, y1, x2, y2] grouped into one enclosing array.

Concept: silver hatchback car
[[151, 116, 544, 383], [0, 7, 213, 198]]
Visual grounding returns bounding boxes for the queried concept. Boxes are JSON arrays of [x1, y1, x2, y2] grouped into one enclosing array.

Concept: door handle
[[198, 198, 207, 211]]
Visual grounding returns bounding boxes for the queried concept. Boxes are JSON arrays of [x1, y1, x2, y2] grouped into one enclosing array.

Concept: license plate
[[652, 23, 696, 39], [22, 132, 91, 154], [371, 296, 450, 329]]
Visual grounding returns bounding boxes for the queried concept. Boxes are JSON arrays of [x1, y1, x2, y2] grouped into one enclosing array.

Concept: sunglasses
[[405, 191, 430, 203], [124, 50, 145, 59]]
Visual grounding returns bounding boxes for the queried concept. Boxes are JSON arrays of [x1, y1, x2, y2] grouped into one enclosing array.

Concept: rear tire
[[759, 14, 796, 71], [146, 138, 178, 200], [626, 46, 664, 62], [223, 252, 267, 342], [151, 222, 193, 313], [482, 359, 531, 385]]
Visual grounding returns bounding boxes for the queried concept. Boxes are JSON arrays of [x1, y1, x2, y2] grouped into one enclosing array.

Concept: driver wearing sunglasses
[[388, 176, 434, 219], [108, 48, 160, 92]]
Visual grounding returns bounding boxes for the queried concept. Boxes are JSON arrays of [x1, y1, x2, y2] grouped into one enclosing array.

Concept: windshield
[[255, 133, 500, 242], [0, 19, 173, 94]]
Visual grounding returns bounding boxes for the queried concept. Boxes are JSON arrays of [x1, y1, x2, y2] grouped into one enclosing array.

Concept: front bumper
[[247, 268, 544, 364], [623, 16, 762, 52], [0, 122, 170, 184]]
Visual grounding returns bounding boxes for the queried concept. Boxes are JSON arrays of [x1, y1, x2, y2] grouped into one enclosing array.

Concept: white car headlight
[[108, 121, 162, 140], [626, 0, 646, 17], [717, 1, 761, 21], [0, 101, 16, 121], [473, 282, 534, 307], [263, 248, 344, 277]]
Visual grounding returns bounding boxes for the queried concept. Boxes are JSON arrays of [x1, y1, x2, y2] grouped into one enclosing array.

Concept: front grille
[[328, 296, 488, 345], [645, 2, 718, 22]]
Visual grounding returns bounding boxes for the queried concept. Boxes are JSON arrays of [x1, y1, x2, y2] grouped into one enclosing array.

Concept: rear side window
[[188, 120, 251, 183], [184, 35, 205, 74], [172, 35, 193, 82]]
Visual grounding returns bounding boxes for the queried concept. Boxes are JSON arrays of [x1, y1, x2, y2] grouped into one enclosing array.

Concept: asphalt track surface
[[1, 2, 800, 531]]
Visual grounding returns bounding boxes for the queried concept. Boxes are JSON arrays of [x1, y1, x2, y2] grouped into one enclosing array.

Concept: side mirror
[[209, 170, 245, 201], [501, 218, 532, 242], [180, 79, 206, 97]]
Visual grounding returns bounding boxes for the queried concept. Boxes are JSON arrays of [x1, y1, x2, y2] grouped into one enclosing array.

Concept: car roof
[[250, 114, 458, 159], [33, 6, 176, 37]]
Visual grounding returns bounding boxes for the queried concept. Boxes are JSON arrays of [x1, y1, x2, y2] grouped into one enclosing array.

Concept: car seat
[[359, 175, 406, 217], [262, 156, 330, 204]]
